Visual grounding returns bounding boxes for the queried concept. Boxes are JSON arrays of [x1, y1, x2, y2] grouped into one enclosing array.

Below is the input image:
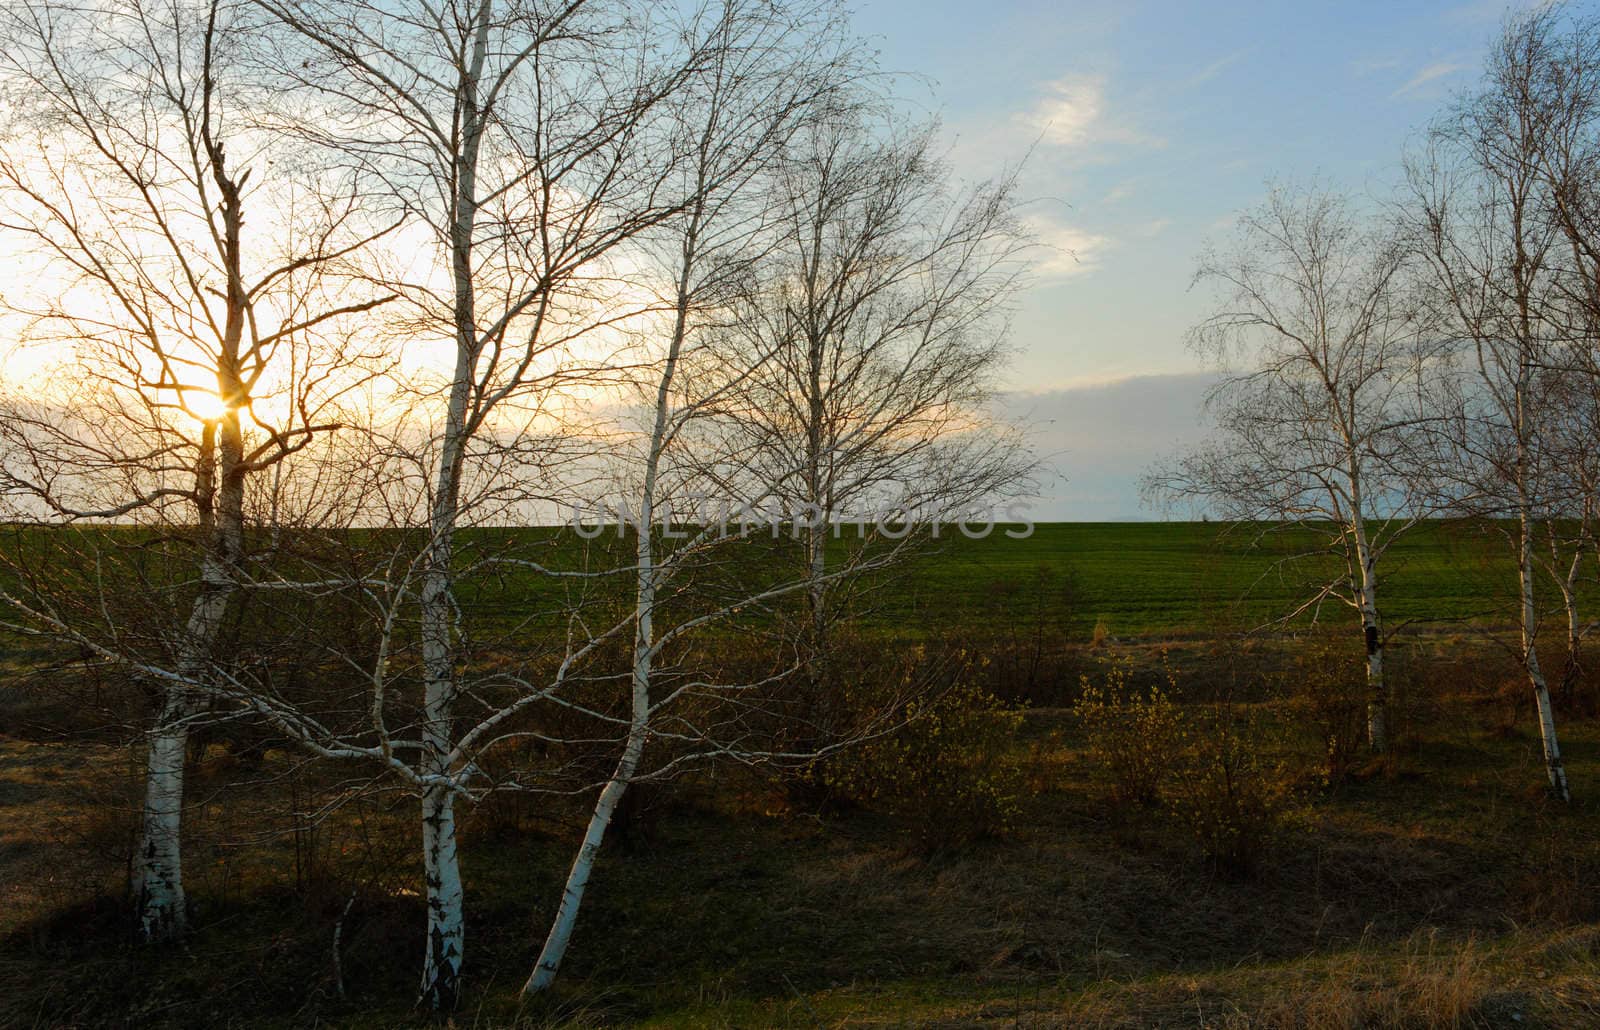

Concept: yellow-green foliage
[[1089, 619, 1112, 648], [828, 667, 1025, 851], [1076, 655, 1296, 870], [1072, 658, 1182, 806], [1164, 704, 1296, 873], [1286, 638, 1369, 784]]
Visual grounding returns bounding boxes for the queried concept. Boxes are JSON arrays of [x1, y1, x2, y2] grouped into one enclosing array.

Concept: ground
[[2, 525, 1598, 1027]]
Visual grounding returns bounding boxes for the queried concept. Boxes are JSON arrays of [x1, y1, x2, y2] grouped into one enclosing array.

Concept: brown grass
[[3, 637, 1600, 1028]]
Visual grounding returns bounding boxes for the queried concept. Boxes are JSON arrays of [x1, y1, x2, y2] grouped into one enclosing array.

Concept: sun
[[183, 389, 231, 422]]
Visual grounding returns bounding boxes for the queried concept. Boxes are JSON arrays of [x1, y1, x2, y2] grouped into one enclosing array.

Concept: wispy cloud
[[1391, 60, 1468, 98], [1018, 74, 1159, 149], [1184, 49, 1251, 89], [1027, 217, 1111, 280], [1351, 55, 1404, 77], [1022, 74, 1106, 146], [1101, 182, 1135, 205]]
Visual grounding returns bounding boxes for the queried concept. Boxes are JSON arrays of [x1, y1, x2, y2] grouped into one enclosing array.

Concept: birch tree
[[1520, 5, 1600, 700], [704, 113, 1033, 727], [524, 95, 1038, 994], [1404, 15, 1582, 799], [0, 0, 389, 941], [249, 0, 681, 1005], [473, 13, 938, 995], [1144, 184, 1433, 753], [249, 0, 872, 1006]]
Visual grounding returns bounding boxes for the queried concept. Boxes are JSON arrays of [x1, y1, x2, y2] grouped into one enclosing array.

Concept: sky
[[0, 0, 1540, 523], [848, 0, 1539, 519]]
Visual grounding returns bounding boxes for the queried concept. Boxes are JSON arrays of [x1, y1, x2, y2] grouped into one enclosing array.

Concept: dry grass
[[3, 637, 1600, 1028], [0, 739, 140, 937]]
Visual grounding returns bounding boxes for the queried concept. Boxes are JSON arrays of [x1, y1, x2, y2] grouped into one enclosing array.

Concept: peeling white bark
[[420, 785, 464, 1007], [135, 715, 189, 941]]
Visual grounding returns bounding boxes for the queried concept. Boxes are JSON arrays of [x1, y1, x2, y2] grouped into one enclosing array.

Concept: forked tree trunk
[[134, 366, 244, 940], [132, 77, 255, 938]]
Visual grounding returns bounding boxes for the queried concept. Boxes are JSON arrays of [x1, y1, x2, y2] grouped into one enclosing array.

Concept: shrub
[[1089, 619, 1111, 648], [970, 564, 1083, 705], [1075, 655, 1296, 870], [1284, 639, 1368, 784], [826, 667, 1025, 851], [772, 635, 932, 808], [1072, 658, 1182, 806], [1164, 702, 1296, 873]]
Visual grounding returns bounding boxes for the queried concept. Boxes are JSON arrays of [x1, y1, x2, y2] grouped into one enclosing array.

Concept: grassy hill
[[883, 520, 1544, 638]]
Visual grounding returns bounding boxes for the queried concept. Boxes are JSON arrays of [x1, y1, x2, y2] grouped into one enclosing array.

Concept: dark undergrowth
[[4, 634, 1600, 1028]]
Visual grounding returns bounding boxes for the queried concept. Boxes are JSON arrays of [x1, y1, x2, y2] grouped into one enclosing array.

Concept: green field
[[886, 520, 1539, 638], [507, 519, 1547, 638], [0, 519, 1545, 649]]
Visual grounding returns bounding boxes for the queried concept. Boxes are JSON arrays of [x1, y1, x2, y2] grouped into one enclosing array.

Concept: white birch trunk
[[133, 472, 237, 943], [1345, 461, 1386, 754], [804, 510, 830, 728], [524, 486, 655, 995], [1521, 509, 1571, 801], [1364, 627, 1386, 754], [420, 784, 464, 1005], [523, 692, 647, 993], [1556, 545, 1583, 697], [1565, 592, 1582, 695], [1354, 554, 1386, 754], [524, 197, 698, 995], [135, 707, 189, 941], [134, 144, 250, 934], [805, 321, 828, 662], [414, 7, 491, 1007], [417, 448, 468, 1010], [799, 311, 834, 753]]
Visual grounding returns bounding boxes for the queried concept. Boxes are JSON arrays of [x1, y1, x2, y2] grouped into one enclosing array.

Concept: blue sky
[[850, 0, 1532, 518]]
